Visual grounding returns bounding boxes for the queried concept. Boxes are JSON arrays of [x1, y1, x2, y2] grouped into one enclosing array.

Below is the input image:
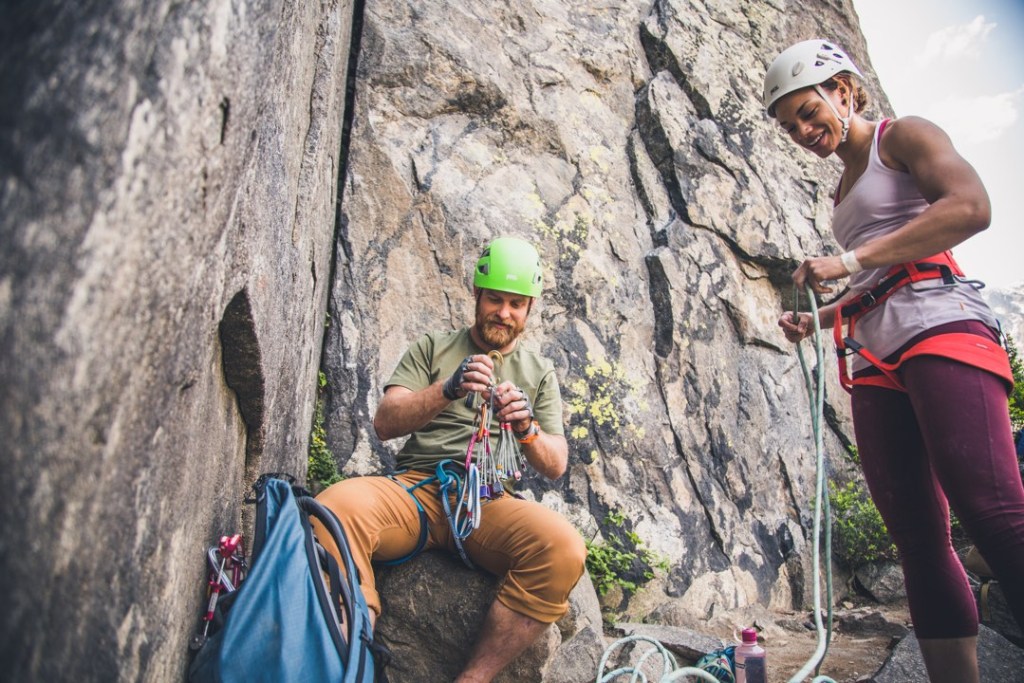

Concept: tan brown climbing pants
[[313, 469, 587, 624]]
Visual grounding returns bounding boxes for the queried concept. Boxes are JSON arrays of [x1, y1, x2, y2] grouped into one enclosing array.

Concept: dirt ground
[[763, 612, 907, 683], [674, 599, 913, 683]]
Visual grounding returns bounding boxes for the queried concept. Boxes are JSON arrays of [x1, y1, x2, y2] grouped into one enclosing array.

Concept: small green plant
[[1006, 334, 1024, 434], [585, 510, 668, 596], [828, 480, 898, 567], [308, 371, 343, 490]]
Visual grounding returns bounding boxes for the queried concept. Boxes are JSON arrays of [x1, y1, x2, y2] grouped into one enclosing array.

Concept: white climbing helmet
[[763, 39, 863, 118]]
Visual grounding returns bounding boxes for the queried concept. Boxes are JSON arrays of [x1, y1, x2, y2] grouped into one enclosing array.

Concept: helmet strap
[[814, 84, 852, 143]]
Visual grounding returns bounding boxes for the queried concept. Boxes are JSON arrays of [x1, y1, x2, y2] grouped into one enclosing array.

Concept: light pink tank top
[[831, 120, 996, 370]]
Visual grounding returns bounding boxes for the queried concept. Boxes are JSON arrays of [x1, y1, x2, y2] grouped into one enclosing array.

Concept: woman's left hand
[[793, 255, 850, 294]]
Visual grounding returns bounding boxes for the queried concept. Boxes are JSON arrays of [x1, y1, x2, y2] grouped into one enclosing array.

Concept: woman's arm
[[858, 116, 990, 266], [794, 116, 990, 293]]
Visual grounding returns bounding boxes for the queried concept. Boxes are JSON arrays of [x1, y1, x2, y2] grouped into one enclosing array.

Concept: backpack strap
[[297, 494, 376, 681]]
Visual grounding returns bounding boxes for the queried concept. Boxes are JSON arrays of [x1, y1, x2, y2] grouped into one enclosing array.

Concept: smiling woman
[[852, 0, 1024, 288], [764, 34, 1024, 683]]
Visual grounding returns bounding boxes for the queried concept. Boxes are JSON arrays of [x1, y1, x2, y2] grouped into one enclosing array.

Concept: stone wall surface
[[0, 1, 354, 680], [323, 0, 887, 628]]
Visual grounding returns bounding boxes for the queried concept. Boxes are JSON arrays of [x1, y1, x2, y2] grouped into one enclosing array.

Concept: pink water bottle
[[734, 627, 766, 683]]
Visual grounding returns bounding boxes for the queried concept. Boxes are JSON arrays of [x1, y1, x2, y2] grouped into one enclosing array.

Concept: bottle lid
[[741, 627, 758, 644]]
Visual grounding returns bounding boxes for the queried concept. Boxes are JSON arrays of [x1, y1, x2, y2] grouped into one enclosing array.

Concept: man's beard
[[476, 317, 524, 349]]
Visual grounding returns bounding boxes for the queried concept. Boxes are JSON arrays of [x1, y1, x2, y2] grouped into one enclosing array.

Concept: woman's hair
[[820, 72, 870, 113]]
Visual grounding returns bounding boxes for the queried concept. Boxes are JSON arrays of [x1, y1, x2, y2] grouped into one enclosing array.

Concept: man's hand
[[442, 354, 497, 400], [492, 382, 534, 432]]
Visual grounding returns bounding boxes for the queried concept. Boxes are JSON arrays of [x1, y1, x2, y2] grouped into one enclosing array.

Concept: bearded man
[[315, 237, 586, 683]]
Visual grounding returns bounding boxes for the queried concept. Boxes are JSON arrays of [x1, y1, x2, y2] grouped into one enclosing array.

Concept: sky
[[852, 0, 1024, 289]]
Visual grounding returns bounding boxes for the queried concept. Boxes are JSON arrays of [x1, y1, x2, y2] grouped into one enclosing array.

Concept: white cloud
[[915, 15, 996, 67], [920, 87, 1024, 145]]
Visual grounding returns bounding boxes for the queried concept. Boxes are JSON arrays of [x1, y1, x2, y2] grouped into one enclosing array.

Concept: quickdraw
[[189, 533, 247, 650], [833, 250, 973, 392]]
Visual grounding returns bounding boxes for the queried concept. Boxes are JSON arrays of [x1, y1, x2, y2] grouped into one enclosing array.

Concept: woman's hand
[[792, 255, 851, 294], [778, 311, 814, 343]]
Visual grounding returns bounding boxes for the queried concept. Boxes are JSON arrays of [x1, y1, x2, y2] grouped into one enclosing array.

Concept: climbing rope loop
[[595, 635, 720, 683]]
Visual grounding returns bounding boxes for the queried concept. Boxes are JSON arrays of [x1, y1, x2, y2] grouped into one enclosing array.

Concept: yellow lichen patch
[[566, 352, 646, 443], [534, 211, 590, 256], [571, 425, 590, 440]]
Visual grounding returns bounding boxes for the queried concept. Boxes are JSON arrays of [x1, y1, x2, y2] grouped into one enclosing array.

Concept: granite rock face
[[0, 1, 355, 680], [323, 0, 881, 626]]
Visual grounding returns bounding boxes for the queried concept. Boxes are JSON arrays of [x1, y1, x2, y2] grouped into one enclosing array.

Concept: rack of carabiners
[[459, 350, 528, 532]]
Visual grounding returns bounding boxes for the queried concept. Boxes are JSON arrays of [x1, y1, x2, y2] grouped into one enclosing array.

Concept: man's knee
[[534, 515, 587, 590], [553, 522, 587, 575]]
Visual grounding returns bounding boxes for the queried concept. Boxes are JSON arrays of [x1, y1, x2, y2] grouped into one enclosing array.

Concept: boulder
[[0, 1, 356, 679], [854, 562, 907, 605], [873, 625, 1024, 683], [375, 551, 606, 683]]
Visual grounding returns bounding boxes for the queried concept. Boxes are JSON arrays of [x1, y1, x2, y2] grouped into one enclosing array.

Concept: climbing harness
[[382, 459, 478, 569], [596, 285, 838, 683], [833, 251, 995, 392]]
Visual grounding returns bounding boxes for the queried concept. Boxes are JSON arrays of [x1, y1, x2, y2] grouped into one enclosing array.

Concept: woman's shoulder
[[877, 116, 953, 171], [880, 116, 953, 150]]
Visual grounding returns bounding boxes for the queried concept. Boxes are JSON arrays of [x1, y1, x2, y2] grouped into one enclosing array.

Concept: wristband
[[514, 420, 540, 444], [840, 250, 863, 275]]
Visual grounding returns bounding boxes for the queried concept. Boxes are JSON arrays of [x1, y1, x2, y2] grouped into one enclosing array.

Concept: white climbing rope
[[789, 284, 837, 683]]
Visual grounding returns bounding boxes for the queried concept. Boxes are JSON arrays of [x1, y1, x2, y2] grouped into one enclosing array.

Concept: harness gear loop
[[383, 460, 477, 569], [833, 251, 966, 392]]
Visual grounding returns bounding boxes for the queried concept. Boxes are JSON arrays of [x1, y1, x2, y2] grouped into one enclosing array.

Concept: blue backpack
[[189, 475, 384, 682]]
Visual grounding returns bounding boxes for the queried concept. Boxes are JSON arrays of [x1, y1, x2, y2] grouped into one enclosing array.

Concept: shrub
[[828, 480, 898, 567], [585, 510, 667, 596], [308, 371, 343, 491], [1007, 334, 1024, 434]]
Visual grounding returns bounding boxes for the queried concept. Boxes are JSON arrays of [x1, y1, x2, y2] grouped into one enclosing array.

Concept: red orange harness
[[833, 251, 1012, 392]]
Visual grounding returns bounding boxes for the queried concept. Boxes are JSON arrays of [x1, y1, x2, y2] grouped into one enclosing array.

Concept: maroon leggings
[[852, 355, 1024, 639]]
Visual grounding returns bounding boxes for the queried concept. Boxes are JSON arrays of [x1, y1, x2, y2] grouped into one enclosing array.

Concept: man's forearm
[[373, 382, 451, 441], [521, 432, 568, 479]]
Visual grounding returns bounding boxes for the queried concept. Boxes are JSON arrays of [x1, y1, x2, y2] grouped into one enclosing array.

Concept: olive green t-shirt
[[385, 327, 564, 473]]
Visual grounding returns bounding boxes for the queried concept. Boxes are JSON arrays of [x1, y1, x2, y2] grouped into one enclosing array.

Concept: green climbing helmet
[[473, 237, 543, 298]]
